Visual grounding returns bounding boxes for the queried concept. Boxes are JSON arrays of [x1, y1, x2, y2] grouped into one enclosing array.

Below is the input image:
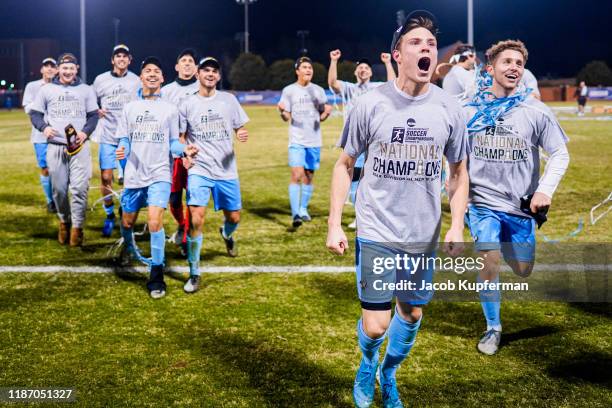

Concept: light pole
[[467, 0, 474, 45], [112, 18, 120, 45], [297, 30, 309, 55], [80, 0, 86, 82], [235, 0, 257, 54]]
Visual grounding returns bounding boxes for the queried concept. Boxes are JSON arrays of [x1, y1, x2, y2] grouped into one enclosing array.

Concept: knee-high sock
[[357, 318, 385, 366], [169, 192, 184, 225], [300, 184, 314, 212], [479, 276, 501, 331], [150, 229, 165, 266], [103, 202, 115, 217], [349, 180, 359, 205], [120, 224, 135, 250], [40, 174, 53, 204], [289, 183, 300, 217], [187, 233, 203, 276], [380, 311, 421, 380], [222, 221, 239, 238]]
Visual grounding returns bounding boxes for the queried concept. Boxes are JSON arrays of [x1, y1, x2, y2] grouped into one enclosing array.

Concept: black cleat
[[292, 215, 303, 228], [219, 227, 238, 257], [47, 201, 57, 214]]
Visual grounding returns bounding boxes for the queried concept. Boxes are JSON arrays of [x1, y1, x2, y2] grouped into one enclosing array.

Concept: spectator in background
[[575, 81, 588, 116]]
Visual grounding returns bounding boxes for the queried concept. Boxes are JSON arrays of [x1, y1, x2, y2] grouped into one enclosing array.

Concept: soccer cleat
[[173, 227, 184, 246], [147, 264, 166, 299], [47, 201, 57, 214], [348, 219, 357, 229], [478, 329, 501, 355], [299, 208, 312, 222], [69, 227, 84, 247], [149, 288, 166, 299], [183, 275, 201, 293], [219, 227, 238, 257], [58, 222, 70, 245], [353, 356, 378, 408], [118, 176, 124, 186], [379, 367, 404, 408], [102, 214, 116, 237], [292, 215, 303, 228]]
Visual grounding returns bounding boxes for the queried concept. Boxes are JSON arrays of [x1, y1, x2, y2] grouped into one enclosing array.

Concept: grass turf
[[0, 104, 610, 407]]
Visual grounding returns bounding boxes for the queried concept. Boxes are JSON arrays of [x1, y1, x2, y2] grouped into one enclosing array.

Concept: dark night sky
[[1, 0, 610, 82]]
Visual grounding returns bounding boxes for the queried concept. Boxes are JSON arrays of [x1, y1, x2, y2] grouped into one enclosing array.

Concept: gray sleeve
[[279, 87, 291, 112], [444, 107, 468, 163], [22, 83, 34, 110], [232, 96, 249, 129], [29, 110, 48, 132], [340, 101, 368, 158], [82, 110, 99, 136]]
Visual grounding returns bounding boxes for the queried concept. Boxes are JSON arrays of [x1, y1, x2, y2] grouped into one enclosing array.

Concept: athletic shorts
[[33, 143, 48, 169], [98, 143, 117, 170], [171, 158, 188, 193], [186, 174, 242, 211], [355, 238, 435, 310], [468, 204, 536, 262], [288, 144, 321, 171], [354, 153, 366, 169], [121, 181, 171, 214], [578, 97, 587, 107]]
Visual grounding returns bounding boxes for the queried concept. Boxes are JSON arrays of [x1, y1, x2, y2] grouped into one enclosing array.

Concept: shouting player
[[22, 57, 58, 213], [328, 50, 397, 228], [327, 11, 469, 408], [116, 56, 197, 299], [179, 57, 250, 293], [92, 44, 140, 237], [162, 48, 200, 253], [465, 40, 569, 355], [279, 57, 332, 228], [28, 53, 99, 247]]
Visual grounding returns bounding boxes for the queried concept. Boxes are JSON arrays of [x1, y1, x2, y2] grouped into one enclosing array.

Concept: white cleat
[[478, 329, 501, 355]]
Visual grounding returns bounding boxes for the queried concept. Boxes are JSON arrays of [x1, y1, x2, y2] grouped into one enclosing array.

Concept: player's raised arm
[[328, 49, 343, 93], [380, 52, 397, 81]]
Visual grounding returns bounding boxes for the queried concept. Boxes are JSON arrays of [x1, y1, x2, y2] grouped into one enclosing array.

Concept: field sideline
[[0, 104, 610, 407]]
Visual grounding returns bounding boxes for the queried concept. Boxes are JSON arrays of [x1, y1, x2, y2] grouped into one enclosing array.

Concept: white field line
[[0, 264, 610, 274]]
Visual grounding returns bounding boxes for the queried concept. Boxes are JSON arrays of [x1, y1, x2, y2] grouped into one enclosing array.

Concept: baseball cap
[[140, 56, 163, 72], [294, 56, 312, 69], [390, 10, 439, 52], [112, 44, 131, 56], [177, 48, 197, 63], [57, 53, 78, 66], [42, 57, 57, 66], [355, 58, 371, 68], [198, 57, 220, 70]]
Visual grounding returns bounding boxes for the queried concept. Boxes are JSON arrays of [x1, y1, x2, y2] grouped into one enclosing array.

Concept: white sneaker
[[348, 219, 357, 229], [478, 329, 501, 355]]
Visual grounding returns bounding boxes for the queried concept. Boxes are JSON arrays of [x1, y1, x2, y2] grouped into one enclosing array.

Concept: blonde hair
[[486, 40, 528, 64]]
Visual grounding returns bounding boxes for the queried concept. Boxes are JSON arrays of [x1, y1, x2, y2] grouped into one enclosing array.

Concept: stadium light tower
[[297, 30, 309, 56], [80, 0, 87, 82], [235, 0, 257, 54], [112, 18, 121, 45], [467, 0, 474, 45]]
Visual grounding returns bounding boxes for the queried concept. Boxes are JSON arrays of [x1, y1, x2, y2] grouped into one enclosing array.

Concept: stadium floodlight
[[9, 83, 14, 89], [235, 0, 257, 54], [0, 80, 5, 86]]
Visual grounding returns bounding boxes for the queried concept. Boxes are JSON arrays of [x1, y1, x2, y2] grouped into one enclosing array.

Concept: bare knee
[[101, 170, 113, 185], [225, 211, 240, 224], [362, 309, 392, 339], [509, 260, 534, 278], [396, 303, 422, 323], [291, 167, 305, 184]]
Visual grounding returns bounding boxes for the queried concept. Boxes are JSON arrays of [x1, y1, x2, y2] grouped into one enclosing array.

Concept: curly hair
[[486, 40, 528, 64]]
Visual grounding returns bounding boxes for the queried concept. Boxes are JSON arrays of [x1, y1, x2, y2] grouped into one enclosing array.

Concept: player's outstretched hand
[[116, 146, 126, 160], [330, 49, 341, 61], [43, 126, 59, 140], [76, 131, 88, 145], [380, 53, 391, 63], [530, 192, 551, 213], [277, 102, 286, 112], [443, 226, 465, 257], [184, 144, 199, 158], [326, 225, 348, 255], [236, 128, 248, 143]]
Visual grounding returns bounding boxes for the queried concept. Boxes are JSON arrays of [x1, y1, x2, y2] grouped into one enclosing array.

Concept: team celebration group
[[22, 10, 570, 407]]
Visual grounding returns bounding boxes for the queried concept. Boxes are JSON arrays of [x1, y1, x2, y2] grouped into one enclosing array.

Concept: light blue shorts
[[186, 175, 242, 211], [33, 143, 48, 169], [288, 144, 321, 171], [468, 204, 536, 262], [120, 181, 171, 214], [99, 143, 118, 170]]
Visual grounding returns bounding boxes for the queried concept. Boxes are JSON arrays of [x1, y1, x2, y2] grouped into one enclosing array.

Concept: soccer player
[[328, 50, 397, 228], [442, 44, 477, 101], [520, 68, 541, 100], [22, 57, 58, 213], [28, 53, 99, 247], [278, 57, 332, 228], [464, 40, 569, 355], [115, 56, 197, 299], [162, 49, 200, 252], [327, 11, 469, 408], [179, 57, 249, 293], [92, 44, 140, 237]]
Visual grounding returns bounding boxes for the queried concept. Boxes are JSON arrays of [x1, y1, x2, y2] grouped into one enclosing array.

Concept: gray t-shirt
[[465, 97, 568, 216], [161, 80, 199, 106], [336, 80, 385, 114], [22, 79, 49, 143], [340, 82, 468, 247], [115, 99, 180, 189], [442, 65, 475, 102], [179, 91, 249, 180], [92, 71, 141, 145], [279, 82, 328, 147], [29, 80, 98, 145], [520, 68, 540, 98]]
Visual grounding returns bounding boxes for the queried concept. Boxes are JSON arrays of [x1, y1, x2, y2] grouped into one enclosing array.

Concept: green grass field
[[0, 104, 610, 407]]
